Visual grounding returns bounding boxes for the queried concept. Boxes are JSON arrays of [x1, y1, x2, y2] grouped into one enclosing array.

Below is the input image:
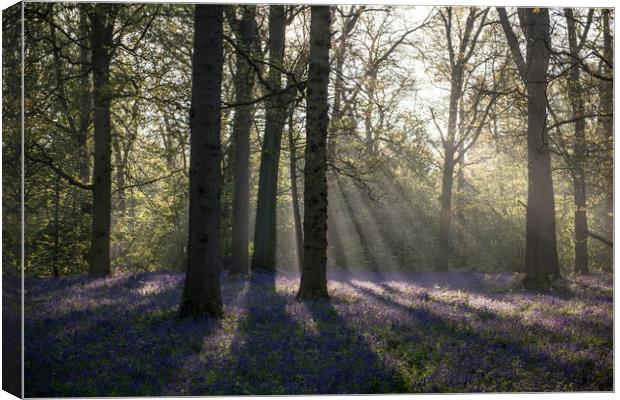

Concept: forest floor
[[24, 270, 612, 396]]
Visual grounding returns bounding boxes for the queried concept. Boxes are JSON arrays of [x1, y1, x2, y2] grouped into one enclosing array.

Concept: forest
[[1, 2, 614, 396]]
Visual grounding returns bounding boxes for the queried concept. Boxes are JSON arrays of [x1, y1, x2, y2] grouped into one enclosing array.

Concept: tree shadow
[[347, 281, 612, 391], [24, 272, 222, 397], [197, 272, 407, 394]]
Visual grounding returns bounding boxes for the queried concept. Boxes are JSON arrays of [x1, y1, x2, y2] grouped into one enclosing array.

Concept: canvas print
[[1, 1, 615, 397]]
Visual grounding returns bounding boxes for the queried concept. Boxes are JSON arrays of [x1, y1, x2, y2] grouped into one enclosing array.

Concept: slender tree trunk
[[252, 5, 287, 271], [436, 154, 455, 271], [565, 9, 589, 274], [297, 6, 331, 300], [230, 6, 257, 277], [598, 9, 613, 144], [88, 5, 115, 275], [597, 8, 613, 272], [436, 62, 463, 271], [287, 102, 304, 272], [456, 140, 467, 269], [112, 134, 126, 213], [327, 7, 359, 271], [573, 175, 588, 274], [522, 9, 560, 287], [77, 6, 91, 184], [52, 175, 61, 277], [179, 4, 224, 318]]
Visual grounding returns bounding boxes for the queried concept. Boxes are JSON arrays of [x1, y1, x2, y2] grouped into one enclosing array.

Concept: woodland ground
[[23, 270, 612, 396]]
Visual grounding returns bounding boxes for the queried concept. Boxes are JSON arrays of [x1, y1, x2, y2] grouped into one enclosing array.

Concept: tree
[[179, 4, 224, 318], [286, 53, 309, 272], [498, 7, 560, 288], [228, 6, 258, 277], [564, 8, 592, 274], [431, 7, 493, 271], [88, 4, 117, 275], [251, 5, 288, 272], [297, 6, 332, 300], [596, 8, 613, 271]]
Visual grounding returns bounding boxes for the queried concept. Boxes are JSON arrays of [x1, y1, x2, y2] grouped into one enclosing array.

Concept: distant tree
[[596, 8, 613, 270], [430, 7, 495, 271], [77, 7, 92, 184], [563, 8, 593, 274], [286, 52, 309, 272], [327, 5, 364, 269], [89, 4, 117, 275], [228, 5, 258, 277], [297, 6, 332, 300], [252, 5, 288, 272], [498, 7, 560, 288], [179, 4, 224, 318]]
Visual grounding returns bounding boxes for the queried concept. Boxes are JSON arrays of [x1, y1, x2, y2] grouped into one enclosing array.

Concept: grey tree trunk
[[88, 5, 115, 275], [77, 6, 91, 184], [179, 4, 224, 318], [229, 6, 257, 276], [287, 102, 304, 272], [598, 9, 613, 144], [297, 6, 332, 300], [113, 134, 126, 213], [434, 7, 487, 272], [522, 9, 560, 286], [251, 5, 287, 272], [326, 7, 361, 271], [565, 9, 588, 275], [52, 175, 61, 277], [437, 155, 455, 271], [436, 63, 463, 271], [597, 8, 613, 272], [499, 8, 560, 288]]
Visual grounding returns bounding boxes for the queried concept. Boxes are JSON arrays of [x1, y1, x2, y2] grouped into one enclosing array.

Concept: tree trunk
[[52, 175, 61, 277], [251, 5, 287, 272], [229, 6, 257, 276], [598, 9, 613, 144], [326, 7, 359, 271], [77, 6, 91, 184], [435, 61, 463, 272], [522, 8, 560, 288], [88, 5, 115, 275], [297, 6, 331, 300], [597, 8, 613, 272], [287, 104, 304, 272], [179, 4, 224, 318], [112, 134, 126, 213], [565, 9, 589, 275], [436, 154, 455, 271], [456, 140, 467, 269]]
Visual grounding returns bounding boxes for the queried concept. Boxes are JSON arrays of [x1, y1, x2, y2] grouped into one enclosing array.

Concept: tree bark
[[522, 9, 560, 286], [297, 6, 331, 300], [326, 7, 361, 271], [77, 5, 91, 184], [229, 6, 257, 276], [597, 8, 613, 272], [436, 155, 455, 271], [52, 175, 61, 277], [88, 5, 115, 275], [112, 134, 126, 213], [565, 9, 589, 275], [251, 5, 287, 272], [179, 4, 224, 318], [499, 8, 560, 287], [287, 102, 304, 272]]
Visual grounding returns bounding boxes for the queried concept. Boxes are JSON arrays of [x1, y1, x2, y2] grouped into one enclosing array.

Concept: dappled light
[[24, 271, 612, 395], [4, 2, 613, 396]]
